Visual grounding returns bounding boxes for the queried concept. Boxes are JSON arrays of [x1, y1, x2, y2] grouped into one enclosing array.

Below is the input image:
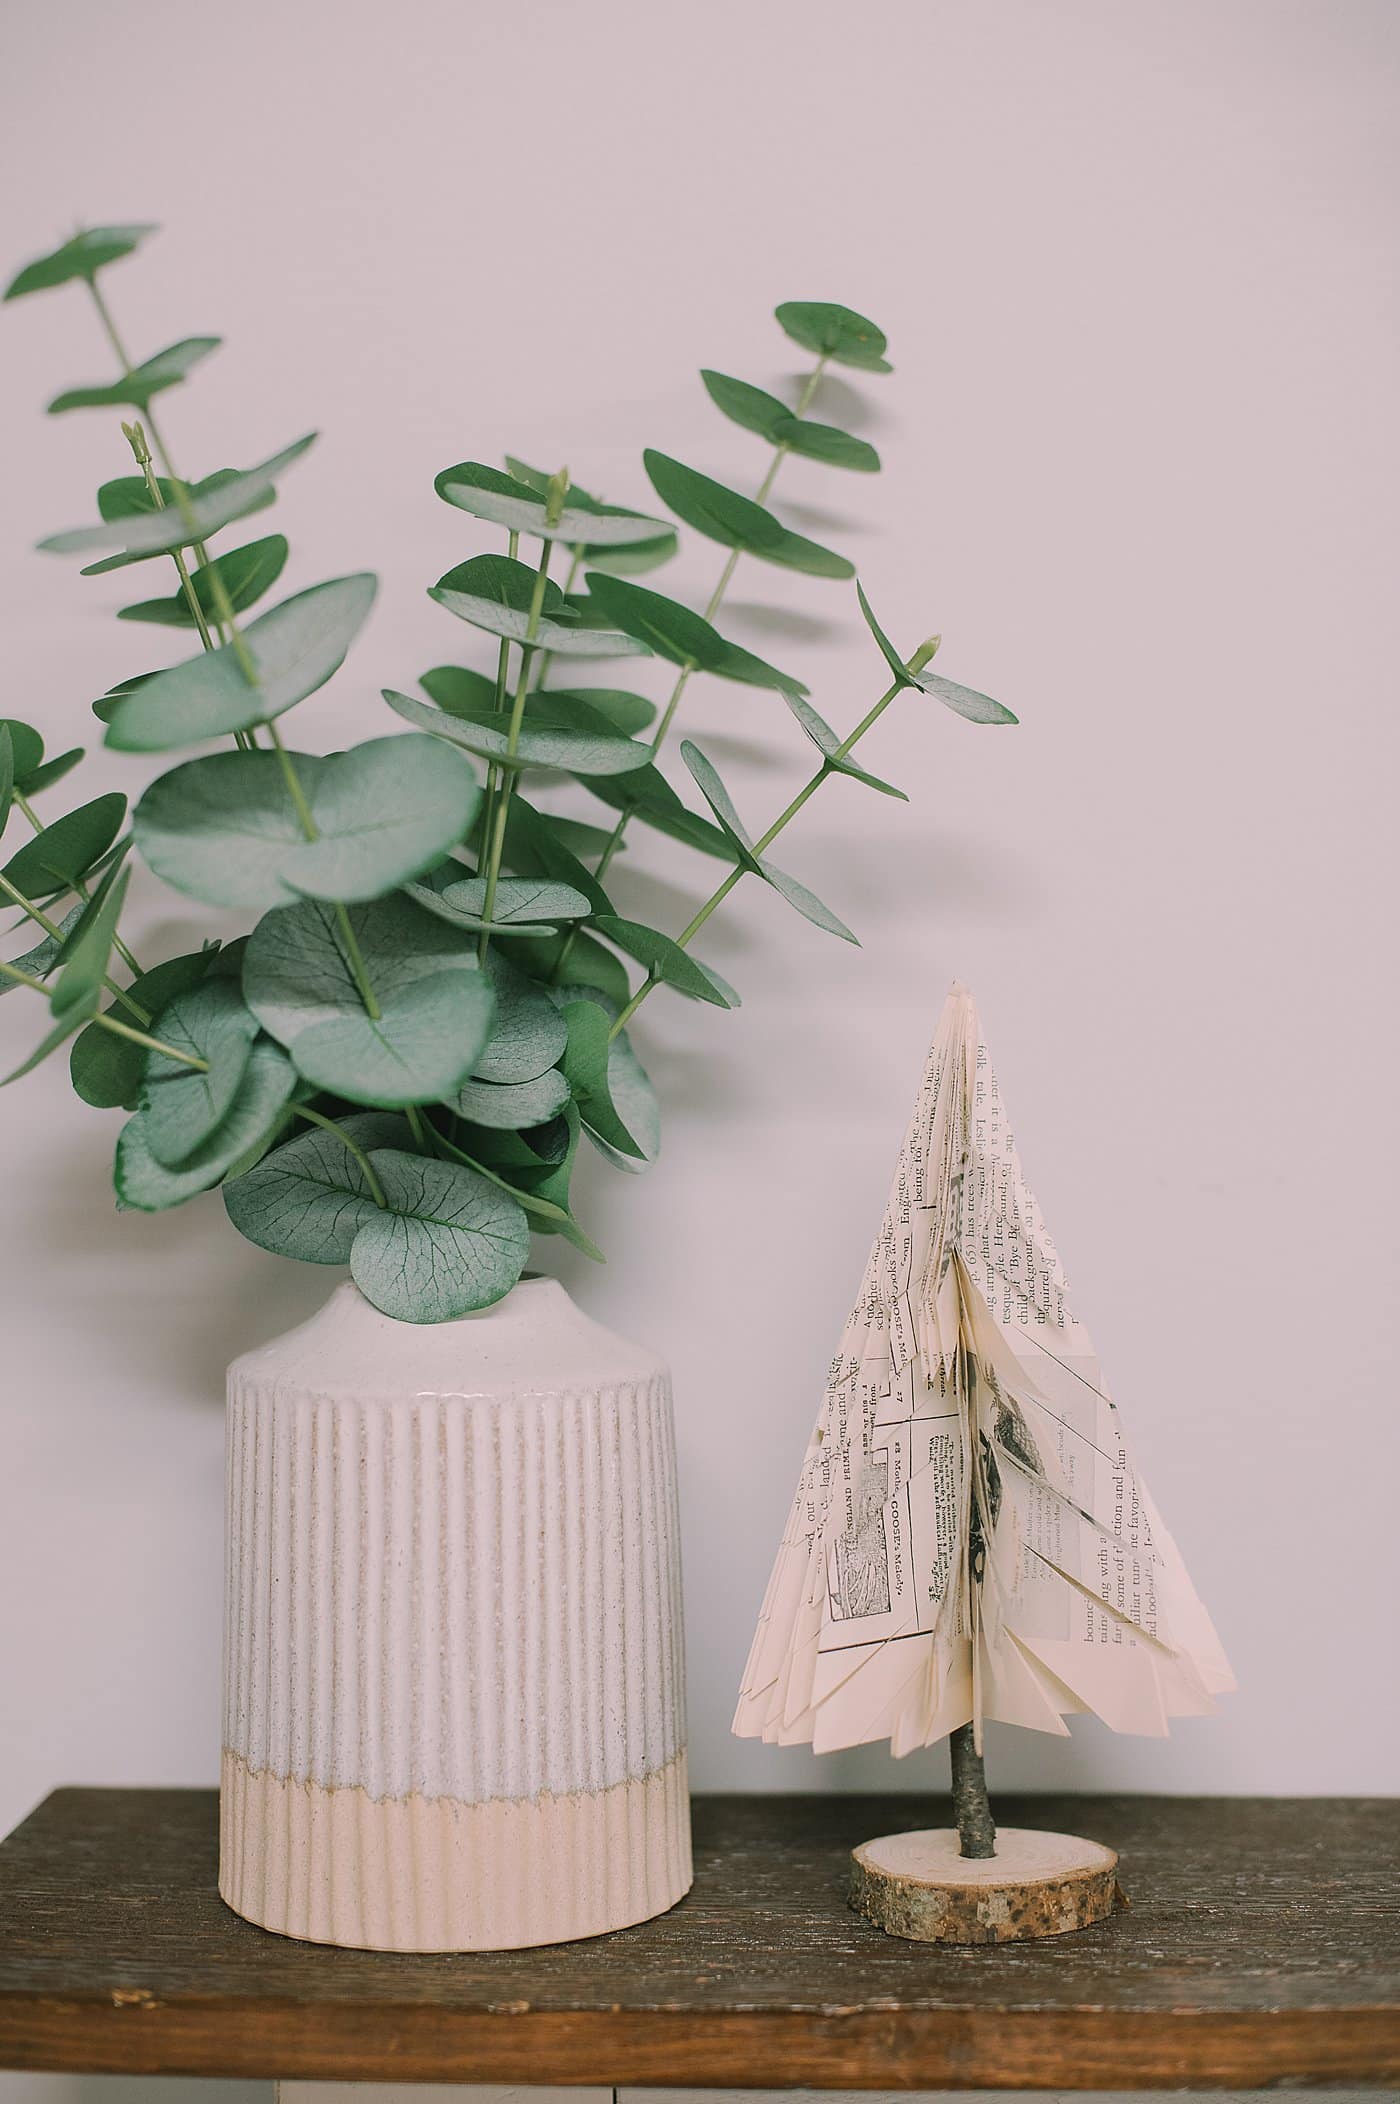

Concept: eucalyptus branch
[[608, 671, 905, 1040], [291, 1103, 388, 1207], [0, 870, 150, 1023], [476, 471, 566, 963], [5, 788, 145, 981], [590, 352, 827, 893], [121, 419, 218, 656], [262, 720, 382, 1019], [0, 955, 205, 1067]]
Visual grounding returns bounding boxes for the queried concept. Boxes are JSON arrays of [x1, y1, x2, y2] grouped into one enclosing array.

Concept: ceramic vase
[[218, 1275, 691, 1951]]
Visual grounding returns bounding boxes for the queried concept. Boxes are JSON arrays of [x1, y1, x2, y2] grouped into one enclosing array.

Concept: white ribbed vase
[[219, 1275, 691, 1951]]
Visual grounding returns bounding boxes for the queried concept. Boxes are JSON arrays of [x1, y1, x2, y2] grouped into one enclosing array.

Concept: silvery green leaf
[[408, 876, 590, 938], [1, 793, 126, 901], [350, 1150, 529, 1321], [135, 736, 478, 909], [583, 572, 806, 696], [69, 946, 218, 1105], [20, 749, 84, 797], [49, 865, 130, 1020], [473, 948, 568, 1084], [5, 224, 157, 300], [118, 535, 289, 628], [855, 581, 1016, 723], [643, 451, 853, 578], [40, 436, 316, 572], [701, 371, 879, 471], [546, 688, 656, 736], [782, 692, 906, 798], [421, 664, 499, 715], [594, 914, 739, 1009], [115, 1038, 296, 1209], [451, 1068, 571, 1129], [0, 718, 44, 786], [435, 462, 669, 547], [583, 763, 742, 864], [138, 980, 260, 1167], [552, 985, 660, 1173], [382, 688, 649, 776], [774, 301, 892, 372], [682, 740, 857, 943], [0, 903, 83, 999], [223, 1111, 408, 1262], [501, 793, 615, 916], [547, 815, 624, 861], [244, 893, 491, 1106], [502, 456, 677, 573], [560, 999, 644, 1159], [914, 670, 1017, 725], [48, 336, 220, 416], [429, 555, 648, 659], [105, 574, 377, 751]]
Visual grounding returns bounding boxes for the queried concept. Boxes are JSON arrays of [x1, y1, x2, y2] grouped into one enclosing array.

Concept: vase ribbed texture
[[218, 1277, 691, 1950]]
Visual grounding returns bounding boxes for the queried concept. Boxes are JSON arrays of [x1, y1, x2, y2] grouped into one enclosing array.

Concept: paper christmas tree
[[734, 984, 1234, 1758]]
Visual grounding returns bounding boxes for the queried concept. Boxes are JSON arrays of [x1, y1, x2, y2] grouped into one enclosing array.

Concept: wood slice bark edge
[[850, 1824, 1123, 1945]]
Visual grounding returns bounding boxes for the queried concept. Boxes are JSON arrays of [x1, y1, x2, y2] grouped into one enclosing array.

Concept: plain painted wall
[[1, 10, 1397, 2087]]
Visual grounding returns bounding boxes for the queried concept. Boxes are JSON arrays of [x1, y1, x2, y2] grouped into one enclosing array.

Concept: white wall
[[2, 10, 1397, 2016]]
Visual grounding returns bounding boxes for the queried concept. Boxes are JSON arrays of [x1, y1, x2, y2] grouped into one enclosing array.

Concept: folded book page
[[733, 983, 1235, 1755]]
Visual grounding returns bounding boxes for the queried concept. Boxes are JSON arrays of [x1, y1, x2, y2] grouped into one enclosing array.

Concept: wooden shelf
[[0, 1788, 1396, 2088]]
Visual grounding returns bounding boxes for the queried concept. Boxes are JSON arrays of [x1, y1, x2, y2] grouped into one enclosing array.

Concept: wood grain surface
[[0, 1788, 1396, 2087]]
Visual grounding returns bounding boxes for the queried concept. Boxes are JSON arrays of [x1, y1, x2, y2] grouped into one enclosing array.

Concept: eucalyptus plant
[[1, 223, 1016, 1322]]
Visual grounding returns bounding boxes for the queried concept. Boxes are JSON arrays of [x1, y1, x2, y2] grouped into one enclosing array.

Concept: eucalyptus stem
[[121, 421, 221, 658], [291, 1102, 388, 1207], [0, 870, 150, 1024], [607, 675, 902, 1040], [477, 475, 566, 963], [262, 721, 382, 1020], [477, 529, 521, 874], [0, 955, 205, 1066], [87, 282, 225, 633], [569, 350, 828, 946]]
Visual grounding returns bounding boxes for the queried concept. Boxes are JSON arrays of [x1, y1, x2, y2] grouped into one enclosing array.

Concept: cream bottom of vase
[[220, 1745, 691, 1951], [219, 1277, 693, 1952]]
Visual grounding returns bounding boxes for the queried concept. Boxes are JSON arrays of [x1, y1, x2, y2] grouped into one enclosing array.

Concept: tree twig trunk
[[950, 1721, 996, 1858]]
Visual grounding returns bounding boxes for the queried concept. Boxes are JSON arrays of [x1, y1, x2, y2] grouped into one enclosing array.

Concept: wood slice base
[[850, 1825, 1121, 1944]]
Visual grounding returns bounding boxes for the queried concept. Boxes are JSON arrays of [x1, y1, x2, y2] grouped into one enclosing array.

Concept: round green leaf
[[138, 981, 261, 1167], [774, 301, 892, 372], [70, 946, 219, 1108], [643, 451, 853, 578], [40, 436, 316, 573], [703, 370, 879, 471], [223, 1111, 407, 1262], [408, 876, 590, 938], [0, 719, 44, 784], [349, 1150, 529, 1321], [502, 456, 678, 573], [0, 903, 83, 1001], [474, 949, 569, 1083], [560, 999, 645, 1159], [48, 336, 220, 416], [430, 554, 648, 660], [420, 665, 498, 715], [452, 1067, 570, 1130], [106, 574, 377, 752], [500, 793, 616, 916], [5, 225, 156, 301], [244, 893, 492, 1106], [116, 1038, 297, 1210], [382, 688, 650, 777], [554, 986, 660, 1173], [545, 814, 623, 861], [593, 913, 739, 1009], [582, 572, 807, 697], [547, 688, 655, 736], [118, 535, 289, 628], [435, 462, 668, 547], [1, 793, 126, 901], [137, 736, 478, 910]]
